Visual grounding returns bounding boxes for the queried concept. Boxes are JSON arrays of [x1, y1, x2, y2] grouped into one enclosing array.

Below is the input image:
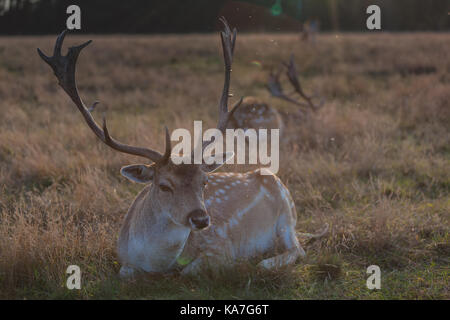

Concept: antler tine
[[88, 101, 100, 112], [229, 96, 243, 118], [267, 67, 283, 96], [284, 54, 319, 111], [160, 126, 172, 164], [53, 29, 67, 57], [38, 30, 168, 163]]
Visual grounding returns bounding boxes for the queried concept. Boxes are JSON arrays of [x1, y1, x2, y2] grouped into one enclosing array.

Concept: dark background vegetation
[[0, 0, 449, 35]]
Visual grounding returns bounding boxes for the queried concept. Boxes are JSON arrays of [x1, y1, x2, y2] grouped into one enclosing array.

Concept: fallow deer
[[38, 18, 325, 277], [227, 54, 324, 139]]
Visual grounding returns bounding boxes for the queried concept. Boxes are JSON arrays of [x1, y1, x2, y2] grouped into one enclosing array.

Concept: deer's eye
[[159, 184, 172, 193]]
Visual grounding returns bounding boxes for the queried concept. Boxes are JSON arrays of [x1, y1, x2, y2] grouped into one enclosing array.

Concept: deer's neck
[[127, 186, 191, 272]]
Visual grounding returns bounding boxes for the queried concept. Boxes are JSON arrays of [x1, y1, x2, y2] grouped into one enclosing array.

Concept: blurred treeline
[[0, 0, 448, 34]]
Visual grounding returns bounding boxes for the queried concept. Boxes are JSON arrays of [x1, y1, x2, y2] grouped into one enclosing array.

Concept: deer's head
[[121, 152, 234, 231]]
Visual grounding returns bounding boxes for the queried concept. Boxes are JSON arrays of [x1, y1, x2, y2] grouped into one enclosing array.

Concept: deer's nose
[[188, 209, 210, 230]]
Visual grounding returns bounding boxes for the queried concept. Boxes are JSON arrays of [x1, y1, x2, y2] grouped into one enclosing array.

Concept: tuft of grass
[[311, 254, 343, 282]]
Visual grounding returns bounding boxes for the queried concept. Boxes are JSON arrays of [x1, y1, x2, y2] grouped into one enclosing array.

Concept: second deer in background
[[227, 54, 324, 141]]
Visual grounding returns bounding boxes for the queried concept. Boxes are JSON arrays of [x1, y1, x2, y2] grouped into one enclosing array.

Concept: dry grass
[[0, 32, 449, 299]]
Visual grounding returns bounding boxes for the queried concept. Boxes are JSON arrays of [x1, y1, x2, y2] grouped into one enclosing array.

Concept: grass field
[[0, 32, 448, 299]]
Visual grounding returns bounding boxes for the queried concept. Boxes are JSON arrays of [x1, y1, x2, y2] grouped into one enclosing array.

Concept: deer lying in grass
[[38, 18, 326, 277], [227, 55, 324, 138]]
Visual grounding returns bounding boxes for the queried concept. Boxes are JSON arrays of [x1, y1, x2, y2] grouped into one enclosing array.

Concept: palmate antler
[[37, 30, 171, 164], [200, 17, 243, 153], [267, 54, 324, 112], [267, 66, 309, 109], [39, 20, 241, 165]]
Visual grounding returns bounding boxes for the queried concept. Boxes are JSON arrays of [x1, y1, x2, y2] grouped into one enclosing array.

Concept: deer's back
[[229, 98, 283, 132]]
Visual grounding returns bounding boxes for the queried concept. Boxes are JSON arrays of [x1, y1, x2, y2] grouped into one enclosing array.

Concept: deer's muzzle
[[188, 209, 210, 230]]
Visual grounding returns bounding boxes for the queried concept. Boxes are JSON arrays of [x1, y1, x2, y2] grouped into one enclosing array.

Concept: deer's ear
[[120, 164, 155, 184], [201, 152, 234, 173]]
